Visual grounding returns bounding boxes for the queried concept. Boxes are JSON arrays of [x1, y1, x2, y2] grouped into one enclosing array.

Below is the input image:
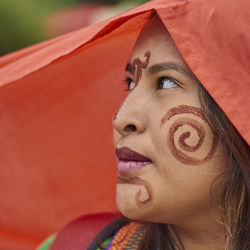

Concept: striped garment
[[37, 218, 146, 249], [106, 222, 146, 249]]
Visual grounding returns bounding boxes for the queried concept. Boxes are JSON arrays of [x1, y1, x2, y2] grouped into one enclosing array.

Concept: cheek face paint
[[118, 176, 153, 207], [132, 51, 151, 84], [161, 105, 218, 165]]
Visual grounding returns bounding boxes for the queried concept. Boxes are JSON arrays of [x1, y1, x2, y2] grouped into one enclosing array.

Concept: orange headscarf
[[0, 0, 249, 248]]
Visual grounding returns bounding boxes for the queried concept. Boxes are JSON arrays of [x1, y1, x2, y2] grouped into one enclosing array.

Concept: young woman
[[39, 1, 250, 250], [109, 16, 249, 250]]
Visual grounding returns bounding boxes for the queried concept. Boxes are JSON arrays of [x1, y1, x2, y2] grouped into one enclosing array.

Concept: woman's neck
[[170, 213, 226, 250]]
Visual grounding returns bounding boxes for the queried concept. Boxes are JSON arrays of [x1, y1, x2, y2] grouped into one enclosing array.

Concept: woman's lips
[[116, 147, 152, 173], [117, 161, 151, 173]]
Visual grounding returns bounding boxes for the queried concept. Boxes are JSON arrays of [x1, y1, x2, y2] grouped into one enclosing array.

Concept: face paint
[[161, 105, 218, 165], [132, 51, 151, 84], [118, 176, 153, 207], [113, 110, 118, 121]]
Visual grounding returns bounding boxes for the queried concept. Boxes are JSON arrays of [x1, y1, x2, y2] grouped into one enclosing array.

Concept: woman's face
[[113, 18, 226, 226]]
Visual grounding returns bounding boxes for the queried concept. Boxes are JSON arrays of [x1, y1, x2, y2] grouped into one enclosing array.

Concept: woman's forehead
[[131, 16, 171, 54], [128, 17, 190, 73]]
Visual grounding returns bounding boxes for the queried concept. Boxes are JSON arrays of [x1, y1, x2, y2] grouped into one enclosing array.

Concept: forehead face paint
[[132, 51, 151, 84], [161, 105, 218, 165], [118, 176, 153, 207], [113, 51, 151, 121]]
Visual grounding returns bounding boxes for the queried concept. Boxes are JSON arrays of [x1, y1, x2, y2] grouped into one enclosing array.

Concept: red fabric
[[156, 0, 250, 146], [50, 213, 121, 250], [0, 0, 249, 249]]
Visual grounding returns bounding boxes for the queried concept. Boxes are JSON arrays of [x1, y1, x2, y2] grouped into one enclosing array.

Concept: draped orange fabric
[[0, 0, 249, 249]]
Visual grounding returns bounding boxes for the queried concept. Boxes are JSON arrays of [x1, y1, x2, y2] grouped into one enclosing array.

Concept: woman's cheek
[[160, 105, 218, 165]]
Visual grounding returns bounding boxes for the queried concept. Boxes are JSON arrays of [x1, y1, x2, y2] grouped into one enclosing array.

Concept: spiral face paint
[[161, 105, 218, 165], [118, 176, 153, 207]]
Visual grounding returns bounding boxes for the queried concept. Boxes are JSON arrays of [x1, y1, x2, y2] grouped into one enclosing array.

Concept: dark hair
[[197, 83, 249, 250]]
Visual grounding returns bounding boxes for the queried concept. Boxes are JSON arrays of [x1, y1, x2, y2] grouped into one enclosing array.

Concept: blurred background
[[0, 0, 148, 56]]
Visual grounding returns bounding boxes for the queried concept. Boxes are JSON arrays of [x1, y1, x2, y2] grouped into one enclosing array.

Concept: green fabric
[[37, 234, 56, 250], [97, 237, 112, 249], [37, 234, 112, 250]]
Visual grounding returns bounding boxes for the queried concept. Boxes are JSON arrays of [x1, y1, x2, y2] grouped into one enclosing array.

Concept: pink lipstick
[[116, 147, 152, 173]]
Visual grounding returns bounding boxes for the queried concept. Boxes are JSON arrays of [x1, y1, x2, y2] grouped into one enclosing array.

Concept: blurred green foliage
[[0, 0, 147, 56], [0, 0, 77, 56]]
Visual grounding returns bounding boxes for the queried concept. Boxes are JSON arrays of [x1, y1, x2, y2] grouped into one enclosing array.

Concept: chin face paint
[[161, 105, 218, 165], [118, 176, 153, 207]]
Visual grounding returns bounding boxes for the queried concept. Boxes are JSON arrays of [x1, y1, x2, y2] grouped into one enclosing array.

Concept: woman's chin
[[116, 201, 149, 221], [115, 183, 153, 220]]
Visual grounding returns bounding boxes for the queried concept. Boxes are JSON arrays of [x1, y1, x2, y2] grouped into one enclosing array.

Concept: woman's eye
[[158, 77, 178, 89], [124, 77, 136, 91]]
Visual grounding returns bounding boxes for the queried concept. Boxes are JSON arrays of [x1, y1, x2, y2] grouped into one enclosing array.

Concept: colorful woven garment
[[106, 221, 147, 249]]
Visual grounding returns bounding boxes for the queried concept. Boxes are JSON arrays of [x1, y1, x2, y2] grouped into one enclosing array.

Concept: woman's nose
[[113, 98, 147, 137]]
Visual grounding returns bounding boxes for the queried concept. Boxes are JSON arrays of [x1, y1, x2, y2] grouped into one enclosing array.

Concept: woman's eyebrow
[[148, 62, 192, 77], [125, 63, 134, 74], [125, 62, 192, 78]]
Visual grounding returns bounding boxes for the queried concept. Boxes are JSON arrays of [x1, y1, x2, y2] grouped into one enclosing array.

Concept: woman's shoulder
[[37, 213, 127, 250]]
